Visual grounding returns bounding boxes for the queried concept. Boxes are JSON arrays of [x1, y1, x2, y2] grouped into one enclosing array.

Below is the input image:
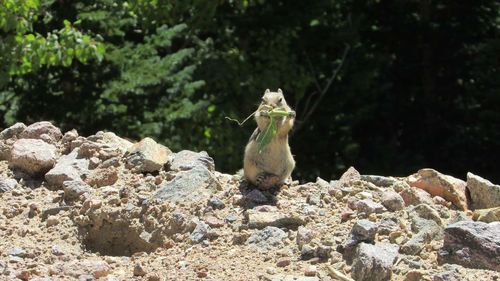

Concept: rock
[[61, 129, 79, 144], [76, 131, 133, 160], [304, 265, 317, 277], [361, 175, 398, 187], [208, 197, 225, 209], [92, 261, 110, 278], [356, 199, 386, 214], [438, 221, 500, 271], [0, 177, 17, 193], [0, 139, 14, 160], [168, 150, 215, 172], [8, 247, 26, 257], [149, 166, 219, 205], [467, 172, 500, 209], [245, 189, 269, 203], [377, 216, 400, 235], [345, 219, 377, 247], [246, 226, 287, 249], [0, 122, 26, 140], [9, 139, 57, 175], [401, 205, 444, 255], [473, 207, 500, 223], [41, 206, 71, 221], [204, 215, 225, 228], [45, 149, 90, 187], [124, 137, 172, 173], [432, 270, 461, 281], [19, 121, 62, 144], [46, 215, 60, 226], [276, 257, 291, 267], [339, 166, 361, 186], [381, 191, 405, 211], [190, 221, 211, 243], [63, 180, 92, 201], [246, 209, 305, 229], [85, 168, 118, 187], [51, 245, 65, 256], [351, 242, 399, 281], [398, 183, 434, 207], [340, 219, 378, 260], [407, 168, 468, 210], [296, 226, 314, 249], [410, 204, 443, 228], [133, 263, 147, 277]]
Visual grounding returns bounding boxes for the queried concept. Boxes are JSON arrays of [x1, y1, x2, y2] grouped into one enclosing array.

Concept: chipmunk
[[243, 88, 296, 190]]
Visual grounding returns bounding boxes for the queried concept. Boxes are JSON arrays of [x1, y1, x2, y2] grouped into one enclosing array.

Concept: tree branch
[[293, 44, 350, 134]]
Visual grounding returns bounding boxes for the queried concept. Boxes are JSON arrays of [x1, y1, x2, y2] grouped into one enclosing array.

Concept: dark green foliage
[[1, 0, 499, 182]]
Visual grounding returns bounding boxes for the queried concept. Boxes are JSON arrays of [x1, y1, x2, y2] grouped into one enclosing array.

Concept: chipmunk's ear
[[277, 88, 283, 94], [265, 89, 270, 94]]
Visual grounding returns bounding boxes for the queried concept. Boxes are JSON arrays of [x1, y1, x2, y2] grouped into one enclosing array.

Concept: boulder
[[45, 149, 90, 187], [407, 169, 468, 210], [124, 137, 172, 173], [0, 178, 17, 193], [148, 166, 218, 205], [351, 242, 399, 281], [246, 226, 287, 249], [19, 121, 62, 144], [168, 150, 215, 172], [438, 220, 500, 271], [381, 191, 405, 211], [0, 122, 26, 140], [467, 172, 500, 209], [473, 207, 500, 223], [9, 139, 57, 175]]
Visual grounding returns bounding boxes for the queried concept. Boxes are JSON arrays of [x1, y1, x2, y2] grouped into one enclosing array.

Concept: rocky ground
[[0, 121, 499, 281]]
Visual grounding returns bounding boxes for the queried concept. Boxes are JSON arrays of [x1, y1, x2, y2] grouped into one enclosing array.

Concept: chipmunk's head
[[261, 88, 288, 109]]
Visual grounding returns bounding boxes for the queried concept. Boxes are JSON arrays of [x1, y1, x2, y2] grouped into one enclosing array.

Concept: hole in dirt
[[80, 219, 159, 257]]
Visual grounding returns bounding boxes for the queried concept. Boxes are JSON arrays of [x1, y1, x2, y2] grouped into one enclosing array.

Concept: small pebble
[[304, 265, 317, 276], [133, 263, 147, 276], [276, 257, 291, 267]]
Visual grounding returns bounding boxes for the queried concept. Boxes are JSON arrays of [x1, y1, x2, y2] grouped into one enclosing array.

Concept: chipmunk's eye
[[261, 98, 266, 103], [278, 97, 283, 103]]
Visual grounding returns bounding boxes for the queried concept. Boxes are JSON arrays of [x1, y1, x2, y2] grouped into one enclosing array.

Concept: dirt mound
[[0, 121, 499, 280]]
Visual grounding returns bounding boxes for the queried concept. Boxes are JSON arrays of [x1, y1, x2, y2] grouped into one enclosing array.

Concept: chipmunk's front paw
[[288, 110, 296, 118]]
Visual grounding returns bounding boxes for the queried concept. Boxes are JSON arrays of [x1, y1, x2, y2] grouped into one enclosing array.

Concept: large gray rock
[[246, 226, 287, 249], [0, 178, 17, 193], [438, 221, 500, 271], [339, 219, 378, 260], [168, 150, 215, 172], [124, 137, 171, 173], [19, 121, 62, 144], [63, 180, 92, 201], [245, 209, 305, 229], [9, 139, 57, 175], [0, 122, 26, 140], [351, 242, 399, 281], [401, 204, 444, 255], [148, 166, 218, 205], [45, 149, 89, 187], [467, 172, 500, 209]]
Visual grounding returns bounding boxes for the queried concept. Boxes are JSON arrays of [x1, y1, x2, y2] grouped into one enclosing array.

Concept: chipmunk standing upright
[[244, 88, 296, 190]]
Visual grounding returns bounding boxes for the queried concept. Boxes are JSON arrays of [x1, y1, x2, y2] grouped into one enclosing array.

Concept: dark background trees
[[1, 0, 499, 182]]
